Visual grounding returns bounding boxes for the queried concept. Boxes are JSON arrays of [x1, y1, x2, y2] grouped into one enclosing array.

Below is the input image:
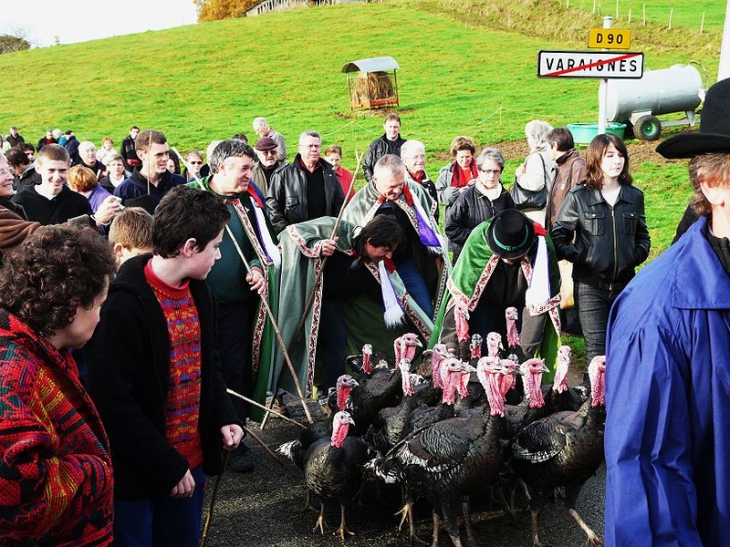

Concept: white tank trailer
[[605, 64, 704, 141]]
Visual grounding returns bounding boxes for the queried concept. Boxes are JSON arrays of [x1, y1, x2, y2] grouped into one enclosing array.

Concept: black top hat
[[656, 78, 730, 159], [486, 209, 535, 259]]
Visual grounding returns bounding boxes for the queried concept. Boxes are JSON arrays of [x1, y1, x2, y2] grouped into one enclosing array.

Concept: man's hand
[[170, 469, 195, 498], [246, 267, 266, 294], [95, 195, 123, 226], [320, 237, 338, 257], [221, 424, 244, 450]]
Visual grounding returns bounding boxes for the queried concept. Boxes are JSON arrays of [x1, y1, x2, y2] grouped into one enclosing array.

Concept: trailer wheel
[[634, 115, 661, 141]]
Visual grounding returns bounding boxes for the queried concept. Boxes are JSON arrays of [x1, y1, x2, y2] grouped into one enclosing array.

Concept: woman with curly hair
[[0, 225, 116, 546]]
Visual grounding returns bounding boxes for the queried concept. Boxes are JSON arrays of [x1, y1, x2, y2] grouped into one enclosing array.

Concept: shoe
[[228, 443, 255, 473]]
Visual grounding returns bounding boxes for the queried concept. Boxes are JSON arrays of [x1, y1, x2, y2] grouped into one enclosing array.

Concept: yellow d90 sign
[[588, 28, 631, 49]]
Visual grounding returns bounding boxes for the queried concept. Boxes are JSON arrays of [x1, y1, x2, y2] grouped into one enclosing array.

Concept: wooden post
[[643, 3, 646, 26], [592, 0, 596, 15], [615, 0, 619, 19], [700, 11, 705, 33], [628, 7, 632, 23], [669, 7, 673, 29]]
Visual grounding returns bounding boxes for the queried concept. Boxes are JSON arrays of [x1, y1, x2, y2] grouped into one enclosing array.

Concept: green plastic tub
[[567, 122, 627, 145]]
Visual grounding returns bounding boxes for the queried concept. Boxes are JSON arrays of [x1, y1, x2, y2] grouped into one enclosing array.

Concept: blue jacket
[[605, 216, 730, 546]]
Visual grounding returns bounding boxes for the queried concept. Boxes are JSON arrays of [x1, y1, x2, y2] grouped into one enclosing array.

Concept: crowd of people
[[1, 76, 730, 545]]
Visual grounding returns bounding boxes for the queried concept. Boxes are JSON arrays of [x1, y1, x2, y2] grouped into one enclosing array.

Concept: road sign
[[537, 50, 644, 79], [588, 28, 631, 49]]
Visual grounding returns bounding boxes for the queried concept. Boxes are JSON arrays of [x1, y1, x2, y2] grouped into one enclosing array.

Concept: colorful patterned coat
[[0, 311, 114, 545]]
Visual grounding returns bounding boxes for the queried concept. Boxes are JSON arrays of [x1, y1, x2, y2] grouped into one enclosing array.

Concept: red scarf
[[451, 162, 478, 188], [246, 185, 264, 209]]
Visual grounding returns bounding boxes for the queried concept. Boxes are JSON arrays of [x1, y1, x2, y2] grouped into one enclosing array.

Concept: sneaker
[[228, 443, 255, 473]]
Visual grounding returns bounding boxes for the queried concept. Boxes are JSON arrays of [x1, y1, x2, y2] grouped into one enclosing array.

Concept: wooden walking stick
[[227, 388, 306, 430], [260, 151, 363, 431], [174, 148, 314, 425], [200, 451, 229, 547]]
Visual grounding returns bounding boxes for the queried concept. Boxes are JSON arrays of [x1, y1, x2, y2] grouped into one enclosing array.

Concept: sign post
[[537, 21, 638, 137]]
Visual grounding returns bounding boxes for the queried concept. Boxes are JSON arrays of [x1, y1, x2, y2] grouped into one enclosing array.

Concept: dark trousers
[[112, 465, 205, 547], [575, 280, 621, 363], [217, 301, 256, 422], [397, 256, 434, 318], [318, 298, 348, 391]]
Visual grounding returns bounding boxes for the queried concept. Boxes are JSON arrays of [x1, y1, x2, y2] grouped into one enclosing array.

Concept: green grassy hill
[[0, 0, 724, 253]]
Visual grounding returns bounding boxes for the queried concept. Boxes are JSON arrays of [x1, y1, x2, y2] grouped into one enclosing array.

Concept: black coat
[[445, 184, 515, 261], [86, 255, 240, 499], [362, 133, 406, 182], [551, 184, 651, 289], [265, 155, 344, 235]]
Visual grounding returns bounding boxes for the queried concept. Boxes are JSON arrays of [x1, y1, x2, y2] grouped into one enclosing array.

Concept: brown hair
[[153, 186, 231, 258], [108, 207, 154, 250], [689, 153, 730, 216], [35, 143, 70, 168], [324, 145, 343, 157], [67, 165, 98, 193], [449, 136, 476, 157], [134, 129, 167, 155], [584, 133, 632, 189], [0, 225, 115, 338]]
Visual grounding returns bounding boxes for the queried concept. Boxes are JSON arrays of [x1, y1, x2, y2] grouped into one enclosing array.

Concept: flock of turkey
[[277, 308, 607, 547]]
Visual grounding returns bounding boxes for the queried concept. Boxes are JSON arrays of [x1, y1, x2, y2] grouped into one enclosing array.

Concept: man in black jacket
[[86, 186, 243, 547], [362, 112, 406, 183], [121, 126, 140, 171], [265, 130, 344, 234]]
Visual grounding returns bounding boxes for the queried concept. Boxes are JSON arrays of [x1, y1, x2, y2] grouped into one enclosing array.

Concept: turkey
[[485, 331, 504, 359], [503, 358, 550, 440], [511, 355, 607, 547], [345, 343, 389, 377], [291, 374, 360, 459], [401, 357, 475, 438], [369, 357, 507, 547], [542, 345, 588, 414], [280, 410, 374, 540], [364, 359, 436, 455], [505, 306, 526, 363], [347, 352, 414, 436]]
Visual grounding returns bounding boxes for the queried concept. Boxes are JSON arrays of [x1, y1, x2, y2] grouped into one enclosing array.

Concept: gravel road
[[201, 393, 606, 547]]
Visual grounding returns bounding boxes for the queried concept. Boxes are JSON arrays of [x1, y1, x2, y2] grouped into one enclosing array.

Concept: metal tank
[[605, 64, 703, 140]]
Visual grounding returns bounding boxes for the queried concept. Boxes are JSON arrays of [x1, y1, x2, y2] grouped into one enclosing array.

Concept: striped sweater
[[0, 310, 114, 546]]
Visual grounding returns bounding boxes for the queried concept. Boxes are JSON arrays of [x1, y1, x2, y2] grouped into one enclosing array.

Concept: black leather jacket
[[445, 183, 515, 260], [551, 184, 650, 289], [265, 155, 344, 235], [362, 133, 406, 182]]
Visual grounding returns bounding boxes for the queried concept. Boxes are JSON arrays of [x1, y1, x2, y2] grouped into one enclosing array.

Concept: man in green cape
[[431, 209, 562, 379], [188, 140, 279, 472], [341, 154, 449, 334], [274, 214, 433, 398]]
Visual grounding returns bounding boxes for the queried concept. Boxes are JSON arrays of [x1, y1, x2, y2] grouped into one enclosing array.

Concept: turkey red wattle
[[505, 306, 520, 348], [588, 356, 606, 406], [330, 411, 354, 448], [553, 345, 572, 395], [361, 344, 373, 375], [521, 358, 548, 409]]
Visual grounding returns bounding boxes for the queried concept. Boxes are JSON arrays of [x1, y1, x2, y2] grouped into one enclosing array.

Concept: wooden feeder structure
[[341, 56, 400, 111]]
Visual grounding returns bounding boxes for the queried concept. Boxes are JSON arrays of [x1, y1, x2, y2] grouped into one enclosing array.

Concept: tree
[[0, 28, 31, 54], [194, 0, 256, 22]]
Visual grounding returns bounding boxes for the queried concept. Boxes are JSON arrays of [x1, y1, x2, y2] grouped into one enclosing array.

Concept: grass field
[[0, 0, 723, 258]]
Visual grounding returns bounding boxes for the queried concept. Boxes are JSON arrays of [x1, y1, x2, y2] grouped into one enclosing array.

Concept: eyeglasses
[[189, 161, 203, 165], [480, 169, 501, 175], [261, 149, 278, 155]]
